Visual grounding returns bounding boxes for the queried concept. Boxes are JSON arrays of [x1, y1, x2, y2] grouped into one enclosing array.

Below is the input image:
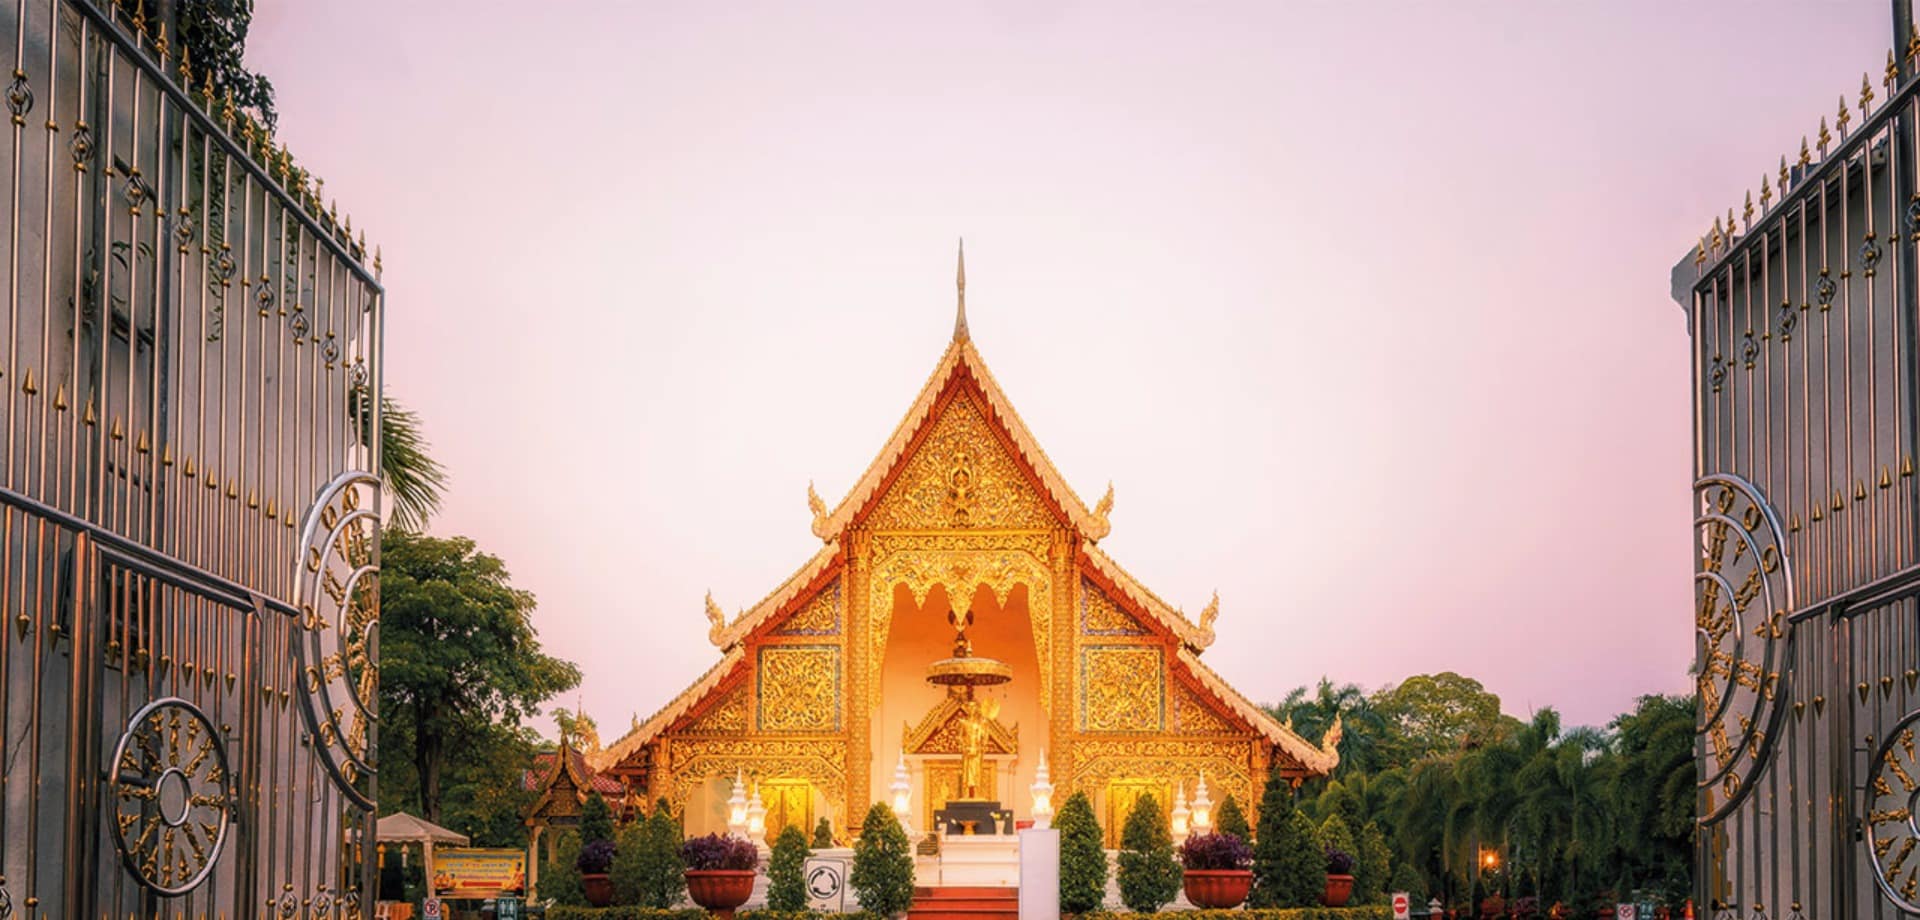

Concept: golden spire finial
[[1860, 72, 1875, 114], [1742, 190, 1754, 228], [1778, 155, 1789, 191], [1759, 173, 1772, 210], [1799, 135, 1812, 167], [1818, 117, 1832, 154], [1887, 50, 1899, 90], [1909, 22, 1920, 64], [1836, 96, 1852, 135], [953, 237, 968, 342]]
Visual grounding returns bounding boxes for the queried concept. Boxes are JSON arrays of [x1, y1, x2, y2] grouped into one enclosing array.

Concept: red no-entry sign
[[1392, 891, 1410, 919]]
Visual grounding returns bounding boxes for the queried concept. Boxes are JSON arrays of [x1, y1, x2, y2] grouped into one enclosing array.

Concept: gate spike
[[18, 367, 34, 395], [1861, 72, 1876, 113], [52, 384, 65, 410], [109, 416, 123, 441], [134, 429, 149, 454], [1881, 465, 1893, 489], [1799, 135, 1812, 166], [1778, 155, 1789, 190], [160, 443, 172, 467]]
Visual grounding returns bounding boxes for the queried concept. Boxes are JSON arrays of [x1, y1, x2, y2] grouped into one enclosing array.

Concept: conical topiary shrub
[[1057, 791, 1108, 914], [1214, 794, 1251, 842], [1117, 792, 1182, 913], [767, 824, 811, 911], [850, 802, 915, 916]]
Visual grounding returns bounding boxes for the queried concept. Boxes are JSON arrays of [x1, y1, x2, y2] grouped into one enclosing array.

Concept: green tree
[[1251, 773, 1321, 908], [1372, 672, 1520, 766], [1390, 861, 1426, 904], [851, 803, 915, 915], [1117, 793, 1181, 912], [1267, 678, 1392, 776], [1317, 813, 1356, 865], [379, 530, 581, 821], [1057, 791, 1108, 913], [173, 0, 279, 131], [1214, 794, 1251, 841], [365, 393, 450, 533], [813, 816, 835, 848], [546, 830, 586, 906], [614, 798, 684, 908], [580, 791, 614, 846], [1356, 821, 1391, 905], [768, 824, 812, 910]]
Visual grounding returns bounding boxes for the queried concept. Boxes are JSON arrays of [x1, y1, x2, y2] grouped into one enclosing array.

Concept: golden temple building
[[586, 250, 1337, 845]]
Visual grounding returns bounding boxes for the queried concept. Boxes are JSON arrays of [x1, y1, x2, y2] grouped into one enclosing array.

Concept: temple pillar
[[1050, 530, 1074, 798], [846, 528, 873, 829]]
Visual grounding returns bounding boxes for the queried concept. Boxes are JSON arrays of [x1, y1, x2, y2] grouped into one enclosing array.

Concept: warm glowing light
[[1481, 849, 1499, 870], [1030, 750, 1055, 830], [890, 752, 913, 832], [1170, 782, 1191, 845], [747, 783, 768, 847], [1191, 772, 1213, 835], [727, 769, 749, 839]]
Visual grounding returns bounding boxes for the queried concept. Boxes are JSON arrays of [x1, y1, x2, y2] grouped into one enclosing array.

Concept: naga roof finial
[[953, 238, 969, 342]]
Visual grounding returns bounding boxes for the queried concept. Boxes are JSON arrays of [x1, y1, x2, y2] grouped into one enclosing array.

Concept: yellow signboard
[[431, 848, 526, 900]]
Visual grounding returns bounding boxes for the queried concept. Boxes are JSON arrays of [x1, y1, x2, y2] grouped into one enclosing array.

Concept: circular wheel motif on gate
[[110, 697, 233, 895], [1693, 474, 1794, 824], [1867, 709, 1920, 913], [294, 471, 381, 810]]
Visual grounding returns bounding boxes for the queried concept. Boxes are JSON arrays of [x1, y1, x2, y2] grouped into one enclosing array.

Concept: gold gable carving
[[1171, 681, 1240, 736], [1081, 578, 1148, 636], [1070, 737, 1254, 824], [681, 681, 749, 736], [667, 738, 847, 816], [866, 534, 1054, 719], [774, 578, 842, 636], [903, 694, 1019, 756], [1080, 646, 1165, 733], [757, 645, 843, 733], [867, 394, 1055, 532]]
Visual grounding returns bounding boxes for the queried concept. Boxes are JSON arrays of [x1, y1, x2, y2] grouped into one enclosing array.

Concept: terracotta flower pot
[[581, 872, 613, 907], [1182, 869, 1253, 909], [686, 868, 757, 919], [1323, 872, 1355, 907]]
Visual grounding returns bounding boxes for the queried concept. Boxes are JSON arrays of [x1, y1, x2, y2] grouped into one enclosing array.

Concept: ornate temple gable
[[1177, 648, 1340, 775], [1079, 546, 1215, 651], [904, 692, 1019, 756], [679, 678, 750, 736], [591, 648, 744, 774], [1081, 577, 1150, 636], [1078, 645, 1168, 733], [1170, 675, 1248, 736], [755, 644, 844, 733], [811, 338, 1112, 542], [772, 577, 842, 637], [866, 387, 1056, 532]]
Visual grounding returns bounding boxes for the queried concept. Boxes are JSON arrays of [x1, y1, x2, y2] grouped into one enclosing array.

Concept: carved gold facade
[[588, 292, 1337, 839]]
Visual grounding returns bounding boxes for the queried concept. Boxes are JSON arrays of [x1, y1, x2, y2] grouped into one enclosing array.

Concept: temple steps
[[908, 886, 1019, 920]]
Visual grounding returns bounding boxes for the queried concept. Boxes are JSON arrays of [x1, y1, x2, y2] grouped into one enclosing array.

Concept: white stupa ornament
[[1030, 749, 1055, 829], [1192, 771, 1214, 835], [727, 769, 749, 839], [891, 751, 914, 833], [1171, 781, 1192, 845]]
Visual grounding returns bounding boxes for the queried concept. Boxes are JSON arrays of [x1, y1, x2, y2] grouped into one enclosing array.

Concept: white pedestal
[[1017, 829, 1059, 920], [937, 834, 1021, 887]]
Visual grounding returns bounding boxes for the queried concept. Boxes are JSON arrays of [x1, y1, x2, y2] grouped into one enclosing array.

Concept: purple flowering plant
[[1325, 846, 1355, 875], [576, 838, 616, 874], [679, 833, 760, 871], [1177, 832, 1253, 870]]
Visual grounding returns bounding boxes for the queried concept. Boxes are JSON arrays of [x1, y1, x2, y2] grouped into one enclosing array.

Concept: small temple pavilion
[[571, 249, 1337, 852]]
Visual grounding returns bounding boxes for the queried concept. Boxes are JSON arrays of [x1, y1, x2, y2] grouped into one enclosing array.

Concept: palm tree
[[355, 388, 449, 532]]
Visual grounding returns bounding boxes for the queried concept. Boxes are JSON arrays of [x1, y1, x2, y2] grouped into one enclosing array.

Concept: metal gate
[[1681, 32, 1920, 918], [0, 0, 385, 917]]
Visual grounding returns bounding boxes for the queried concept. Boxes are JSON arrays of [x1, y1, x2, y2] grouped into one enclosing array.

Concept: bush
[[1117, 792, 1183, 913], [850, 802, 915, 916], [614, 798, 685, 908], [547, 830, 587, 906], [1251, 775, 1323, 909], [582, 790, 616, 846], [1387, 861, 1425, 904], [1314, 814, 1356, 867], [812, 816, 835, 848], [1215, 794, 1251, 842], [1057, 791, 1108, 914], [1077, 909, 1391, 920], [1354, 822, 1389, 905], [680, 833, 758, 870], [578, 839, 617, 875], [544, 910, 886, 920], [1179, 832, 1252, 871], [768, 824, 811, 911]]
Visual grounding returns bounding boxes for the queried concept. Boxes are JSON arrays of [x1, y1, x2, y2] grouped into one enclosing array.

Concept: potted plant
[[1178, 832, 1254, 909], [576, 838, 617, 907], [1322, 845, 1356, 907], [680, 833, 760, 919]]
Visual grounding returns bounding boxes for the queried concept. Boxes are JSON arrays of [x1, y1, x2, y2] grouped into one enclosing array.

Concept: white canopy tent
[[375, 812, 470, 896]]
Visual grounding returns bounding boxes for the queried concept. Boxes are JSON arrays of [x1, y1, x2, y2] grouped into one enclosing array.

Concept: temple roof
[[808, 335, 1113, 543], [523, 745, 626, 796]]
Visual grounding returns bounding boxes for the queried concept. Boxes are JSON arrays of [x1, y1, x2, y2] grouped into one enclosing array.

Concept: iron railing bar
[[1786, 559, 1920, 622], [0, 483, 297, 616], [1697, 79, 1920, 286], [61, 0, 383, 292]]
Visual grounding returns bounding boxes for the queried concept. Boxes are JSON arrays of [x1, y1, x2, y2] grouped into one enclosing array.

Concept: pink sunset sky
[[249, 2, 1894, 732]]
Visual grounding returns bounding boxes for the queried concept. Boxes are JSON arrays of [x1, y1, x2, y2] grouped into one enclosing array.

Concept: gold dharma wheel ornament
[[925, 606, 1011, 688]]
